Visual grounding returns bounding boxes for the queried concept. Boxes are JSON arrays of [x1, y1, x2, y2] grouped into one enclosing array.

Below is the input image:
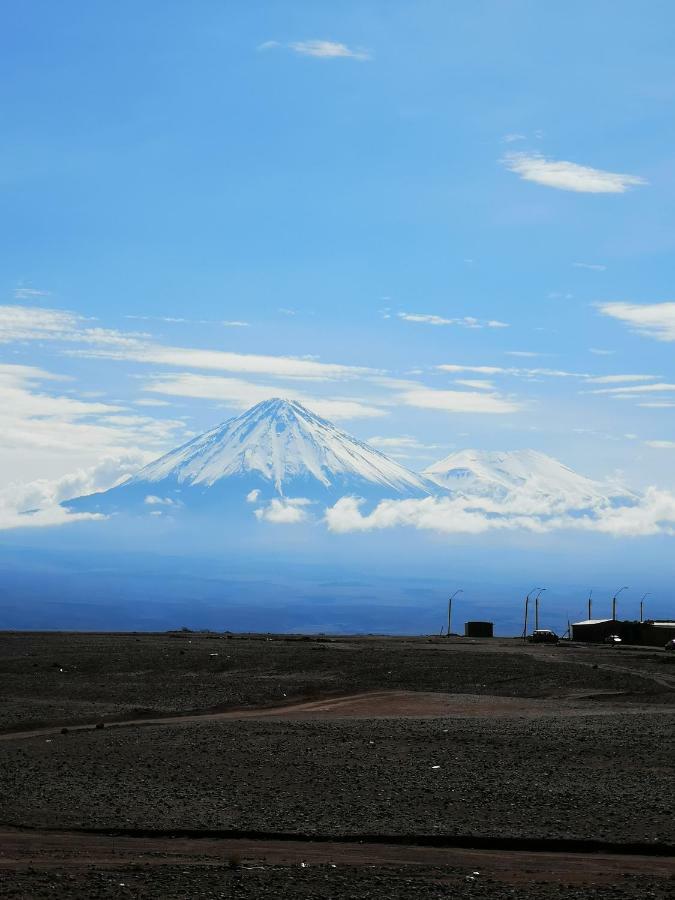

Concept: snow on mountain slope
[[64, 399, 436, 515], [134, 398, 434, 494], [423, 449, 635, 513]]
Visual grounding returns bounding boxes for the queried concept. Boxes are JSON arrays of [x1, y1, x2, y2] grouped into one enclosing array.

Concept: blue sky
[[2, 1, 675, 525]]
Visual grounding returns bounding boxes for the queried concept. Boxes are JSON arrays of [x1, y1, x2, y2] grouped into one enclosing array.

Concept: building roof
[[645, 621, 675, 628], [572, 619, 612, 626]]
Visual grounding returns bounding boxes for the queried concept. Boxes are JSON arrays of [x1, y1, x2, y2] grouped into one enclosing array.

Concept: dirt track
[[2, 827, 675, 885], [3, 688, 671, 744]]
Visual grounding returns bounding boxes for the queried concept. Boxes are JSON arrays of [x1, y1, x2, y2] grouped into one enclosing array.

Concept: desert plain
[[0, 630, 673, 899]]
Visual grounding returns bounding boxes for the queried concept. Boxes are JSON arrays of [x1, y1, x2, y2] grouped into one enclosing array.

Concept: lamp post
[[447, 589, 463, 637], [587, 589, 593, 621], [612, 586, 628, 622], [523, 587, 542, 639], [534, 588, 546, 631], [640, 592, 649, 624]]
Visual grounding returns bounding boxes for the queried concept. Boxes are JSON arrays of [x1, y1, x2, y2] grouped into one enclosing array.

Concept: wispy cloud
[[455, 379, 494, 390], [0, 303, 377, 382], [397, 386, 520, 415], [502, 153, 647, 193], [14, 287, 51, 300], [0, 364, 186, 469], [143, 372, 387, 421], [598, 301, 675, 342], [437, 363, 585, 379], [397, 312, 509, 329], [585, 374, 658, 385], [587, 382, 675, 395], [645, 440, 675, 449], [259, 39, 371, 61], [573, 262, 606, 271], [125, 315, 249, 327]]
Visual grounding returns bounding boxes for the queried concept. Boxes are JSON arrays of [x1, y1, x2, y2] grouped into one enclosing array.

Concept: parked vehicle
[[604, 634, 622, 644], [529, 629, 559, 644]]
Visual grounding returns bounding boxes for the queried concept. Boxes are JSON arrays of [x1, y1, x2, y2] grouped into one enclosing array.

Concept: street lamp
[[523, 587, 543, 639], [447, 589, 463, 637], [534, 588, 546, 631], [612, 586, 628, 622], [640, 592, 650, 624]]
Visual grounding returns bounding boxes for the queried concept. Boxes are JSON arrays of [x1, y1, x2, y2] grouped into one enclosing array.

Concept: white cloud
[[502, 153, 647, 193], [585, 374, 657, 385], [254, 497, 312, 524], [246, 489, 261, 503], [14, 287, 51, 300], [397, 312, 509, 329], [367, 436, 445, 453], [573, 262, 606, 271], [324, 488, 675, 538], [645, 440, 675, 449], [125, 314, 249, 327], [144, 495, 181, 507], [589, 348, 615, 356], [502, 133, 526, 143], [455, 379, 494, 390], [598, 301, 675, 342], [288, 40, 371, 61], [0, 364, 187, 488], [0, 451, 149, 531], [437, 363, 585, 379], [74, 340, 378, 381], [143, 372, 387, 420], [259, 39, 371, 61], [505, 351, 541, 358], [587, 382, 675, 395], [0, 304, 147, 347], [0, 303, 375, 382], [397, 387, 520, 415]]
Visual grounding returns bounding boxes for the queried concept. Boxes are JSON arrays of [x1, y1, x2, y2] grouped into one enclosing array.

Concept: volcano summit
[[64, 399, 437, 516]]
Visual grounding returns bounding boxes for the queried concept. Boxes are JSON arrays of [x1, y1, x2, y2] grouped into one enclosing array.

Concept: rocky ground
[[0, 631, 673, 898]]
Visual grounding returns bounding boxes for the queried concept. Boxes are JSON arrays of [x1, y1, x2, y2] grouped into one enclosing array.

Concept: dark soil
[[0, 632, 672, 732], [1, 864, 672, 900], [0, 631, 673, 899]]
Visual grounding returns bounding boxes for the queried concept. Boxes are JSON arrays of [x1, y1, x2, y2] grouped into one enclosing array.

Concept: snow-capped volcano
[[423, 449, 635, 513], [64, 399, 436, 515]]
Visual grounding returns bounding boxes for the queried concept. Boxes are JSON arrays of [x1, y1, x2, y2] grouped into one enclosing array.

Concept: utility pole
[[587, 589, 593, 621], [612, 586, 628, 623], [640, 592, 649, 623], [534, 588, 546, 631], [447, 589, 462, 637], [523, 587, 541, 639]]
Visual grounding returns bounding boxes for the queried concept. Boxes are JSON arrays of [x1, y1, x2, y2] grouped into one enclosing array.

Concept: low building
[[571, 619, 614, 642], [464, 621, 493, 638], [641, 621, 675, 647], [572, 618, 675, 646]]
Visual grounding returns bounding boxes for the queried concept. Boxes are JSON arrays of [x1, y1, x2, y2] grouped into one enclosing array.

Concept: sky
[[2, 0, 675, 536]]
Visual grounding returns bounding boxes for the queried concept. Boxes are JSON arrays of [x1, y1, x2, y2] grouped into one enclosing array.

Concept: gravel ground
[[0, 632, 671, 731], [1, 865, 672, 900], [1, 714, 673, 842], [1, 632, 673, 899]]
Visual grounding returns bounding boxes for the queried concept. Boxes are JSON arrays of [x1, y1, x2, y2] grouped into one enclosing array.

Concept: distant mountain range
[[63, 398, 634, 519]]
